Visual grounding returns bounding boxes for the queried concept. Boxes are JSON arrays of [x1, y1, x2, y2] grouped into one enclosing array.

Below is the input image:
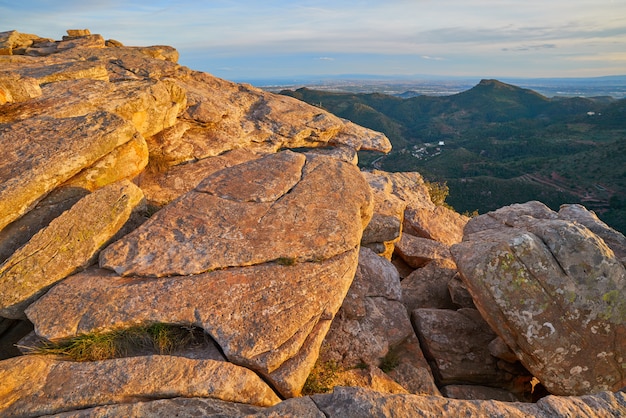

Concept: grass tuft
[[30, 323, 202, 362]]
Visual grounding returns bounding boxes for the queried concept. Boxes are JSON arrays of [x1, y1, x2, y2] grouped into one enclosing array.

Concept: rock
[[149, 71, 390, 166], [334, 366, 410, 395], [49, 396, 325, 418], [441, 385, 522, 402], [61, 135, 149, 192], [0, 111, 139, 232], [0, 355, 280, 417], [0, 180, 144, 318], [451, 201, 626, 395], [318, 248, 438, 395], [0, 78, 186, 138], [411, 308, 521, 388], [0, 73, 41, 104], [360, 171, 407, 258], [385, 333, 442, 396], [394, 234, 452, 269], [27, 250, 359, 398], [66, 29, 91, 37], [310, 386, 626, 418], [0, 30, 50, 54], [0, 187, 90, 264], [137, 148, 265, 207], [401, 258, 458, 311], [320, 248, 413, 367], [447, 275, 476, 309], [363, 170, 434, 212], [100, 152, 372, 277], [488, 336, 519, 364], [11, 60, 110, 85], [403, 205, 468, 246], [559, 203, 626, 263]]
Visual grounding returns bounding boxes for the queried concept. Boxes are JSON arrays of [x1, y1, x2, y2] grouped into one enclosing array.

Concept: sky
[[2, 0, 626, 82]]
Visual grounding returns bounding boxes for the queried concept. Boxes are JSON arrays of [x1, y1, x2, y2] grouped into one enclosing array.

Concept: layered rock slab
[[100, 151, 373, 276], [451, 201, 626, 395], [0, 180, 144, 318], [0, 355, 280, 417], [28, 151, 373, 397], [0, 111, 139, 231]]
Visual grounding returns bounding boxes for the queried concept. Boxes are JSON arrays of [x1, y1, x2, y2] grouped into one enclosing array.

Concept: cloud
[[318, 57, 335, 61], [502, 44, 557, 52], [421, 55, 444, 61]]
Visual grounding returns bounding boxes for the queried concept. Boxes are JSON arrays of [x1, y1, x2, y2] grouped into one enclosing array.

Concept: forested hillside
[[282, 80, 626, 233]]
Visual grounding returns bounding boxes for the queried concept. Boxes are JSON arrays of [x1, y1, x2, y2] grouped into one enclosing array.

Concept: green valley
[[281, 80, 626, 233]]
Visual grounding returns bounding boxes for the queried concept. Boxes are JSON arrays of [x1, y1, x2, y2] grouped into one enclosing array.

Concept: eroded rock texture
[[451, 201, 626, 395]]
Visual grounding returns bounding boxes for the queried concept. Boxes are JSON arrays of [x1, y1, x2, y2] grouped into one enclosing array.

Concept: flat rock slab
[[0, 180, 144, 318], [311, 386, 626, 418], [0, 355, 280, 417], [451, 201, 626, 395], [0, 111, 139, 231], [100, 151, 373, 277], [27, 249, 360, 398]]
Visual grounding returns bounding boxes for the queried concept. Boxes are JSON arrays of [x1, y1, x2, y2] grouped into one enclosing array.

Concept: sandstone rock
[[311, 386, 626, 418], [363, 170, 434, 211], [447, 275, 476, 309], [0, 30, 49, 54], [318, 248, 438, 395], [360, 171, 407, 258], [403, 205, 468, 246], [441, 385, 522, 402], [62, 135, 149, 192], [49, 396, 325, 418], [0, 355, 280, 417], [27, 250, 358, 398], [462, 200, 557, 236], [559, 203, 626, 263], [43, 387, 626, 417], [149, 70, 390, 166], [0, 180, 144, 318], [137, 148, 265, 207], [320, 248, 413, 368], [334, 367, 409, 395], [12, 60, 109, 84], [411, 308, 521, 388], [401, 258, 458, 311], [0, 78, 186, 138], [385, 333, 442, 396], [0, 111, 139, 237], [100, 152, 372, 277], [451, 201, 626, 395], [394, 234, 452, 269], [0, 73, 41, 104], [66, 29, 91, 37], [0, 187, 90, 264]]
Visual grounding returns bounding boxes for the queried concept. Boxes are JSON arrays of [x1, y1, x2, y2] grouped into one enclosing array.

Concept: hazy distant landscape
[[252, 74, 626, 99], [278, 77, 626, 233]]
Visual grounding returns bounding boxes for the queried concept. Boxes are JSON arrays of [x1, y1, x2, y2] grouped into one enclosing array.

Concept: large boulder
[[0, 180, 144, 318], [0, 355, 280, 417], [100, 152, 372, 276], [451, 201, 626, 395], [317, 247, 438, 395], [27, 151, 374, 398], [0, 111, 139, 231], [411, 308, 524, 391]]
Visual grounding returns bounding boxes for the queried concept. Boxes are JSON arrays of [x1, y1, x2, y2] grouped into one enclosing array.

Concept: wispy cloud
[[2, 0, 626, 78]]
